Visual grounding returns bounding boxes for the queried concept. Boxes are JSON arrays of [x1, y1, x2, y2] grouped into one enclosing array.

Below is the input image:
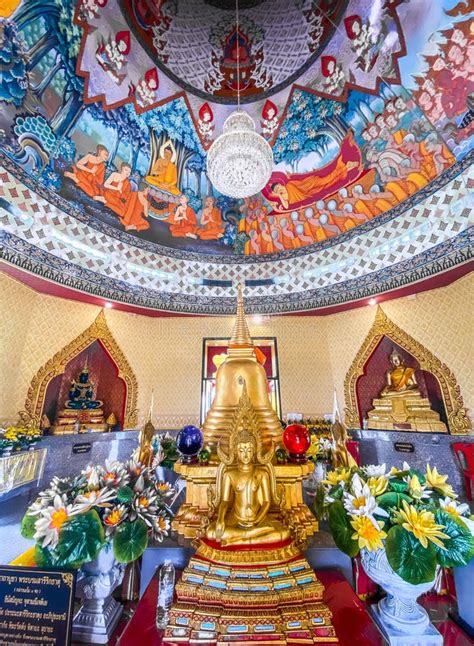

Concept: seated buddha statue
[[145, 140, 180, 195], [381, 349, 419, 397], [66, 364, 103, 410], [206, 384, 290, 547], [367, 347, 447, 432]]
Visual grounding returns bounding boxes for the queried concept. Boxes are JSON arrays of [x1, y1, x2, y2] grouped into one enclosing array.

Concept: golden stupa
[[202, 284, 282, 454]]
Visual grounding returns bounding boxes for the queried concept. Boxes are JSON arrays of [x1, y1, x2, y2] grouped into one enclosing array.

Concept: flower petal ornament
[[33, 494, 79, 548], [351, 516, 387, 551], [395, 500, 449, 549], [425, 465, 456, 498], [343, 473, 389, 528]]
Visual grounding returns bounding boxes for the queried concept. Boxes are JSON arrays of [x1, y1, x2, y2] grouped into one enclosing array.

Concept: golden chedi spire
[[202, 285, 282, 455], [229, 284, 252, 346]]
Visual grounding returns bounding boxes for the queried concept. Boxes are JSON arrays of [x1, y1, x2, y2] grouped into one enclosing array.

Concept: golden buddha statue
[[382, 349, 419, 396], [138, 419, 155, 467], [202, 284, 282, 454], [206, 383, 289, 546], [331, 417, 357, 469], [367, 347, 447, 432]]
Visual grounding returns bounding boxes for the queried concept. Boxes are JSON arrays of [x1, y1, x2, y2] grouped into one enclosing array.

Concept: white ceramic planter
[[361, 547, 442, 645], [72, 543, 125, 644]]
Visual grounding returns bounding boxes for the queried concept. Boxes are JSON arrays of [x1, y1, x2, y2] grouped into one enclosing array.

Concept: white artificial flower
[[343, 473, 388, 529], [33, 495, 79, 548], [101, 459, 129, 488], [74, 487, 116, 511], [364, 464, 387, 477], [82, 465, 103, 490], [153, 514, 170, 542], [439, 497, 474, 534]]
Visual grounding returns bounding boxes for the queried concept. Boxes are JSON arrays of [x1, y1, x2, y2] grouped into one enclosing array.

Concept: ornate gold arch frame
[[18, 310, 138, 429], [344, 307, 472, 435]]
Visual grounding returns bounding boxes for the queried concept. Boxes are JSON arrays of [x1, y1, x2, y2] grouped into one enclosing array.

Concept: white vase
[[73, 543, 125, 644], [361, 547, 442, 645]]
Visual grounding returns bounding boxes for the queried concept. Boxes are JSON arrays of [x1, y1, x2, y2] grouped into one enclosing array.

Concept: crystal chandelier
[[206, 0, 273, 199]]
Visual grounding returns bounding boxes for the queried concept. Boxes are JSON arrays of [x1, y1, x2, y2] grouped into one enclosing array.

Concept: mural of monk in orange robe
[[64, 144, 109, 197], [169, 195, 198, 239], [261, 133, 367, 213], [94, 162, 132, 217], [122, 186, 150, 231], [198, 196, 224, 240]]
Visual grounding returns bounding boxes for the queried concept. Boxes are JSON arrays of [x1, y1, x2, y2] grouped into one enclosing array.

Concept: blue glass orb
[[176, 425, 203, 461]]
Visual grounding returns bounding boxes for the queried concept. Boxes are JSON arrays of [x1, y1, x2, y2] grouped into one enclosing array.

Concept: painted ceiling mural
[[0, 0, 472, 262]]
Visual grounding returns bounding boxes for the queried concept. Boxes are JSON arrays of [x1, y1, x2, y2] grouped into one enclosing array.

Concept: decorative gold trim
[[344, 306, 472, 435], [18, 310, 138, 428]]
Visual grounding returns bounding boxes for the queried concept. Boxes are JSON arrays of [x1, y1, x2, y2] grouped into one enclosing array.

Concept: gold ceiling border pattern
[[18, 310, 138, 429], [344, 306, 472, 435]]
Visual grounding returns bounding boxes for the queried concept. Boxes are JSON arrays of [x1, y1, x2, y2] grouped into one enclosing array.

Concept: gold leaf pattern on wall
[[0, 271, 472, 428]]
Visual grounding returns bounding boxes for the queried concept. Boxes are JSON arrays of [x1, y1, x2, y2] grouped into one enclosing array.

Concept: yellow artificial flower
[[351, 516, 387, 551], [367, 476, 388, 497], [425, 465, 456, 499], [406, 474, 430, 501], [395, 500, 448, 549], [323, 468, 351, 486]]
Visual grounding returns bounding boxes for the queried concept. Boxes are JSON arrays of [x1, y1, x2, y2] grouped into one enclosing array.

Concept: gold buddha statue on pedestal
[[206, 383, 290, 547], [367, 349, 447, 432]]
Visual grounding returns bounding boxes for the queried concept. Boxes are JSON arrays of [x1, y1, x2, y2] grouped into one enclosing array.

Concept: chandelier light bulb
[[207, 110, 273, 199]]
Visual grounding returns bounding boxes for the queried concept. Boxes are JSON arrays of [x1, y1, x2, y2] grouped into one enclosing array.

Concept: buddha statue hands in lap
[[206, 385, 290, 547], [381, 349, 419, 397], [66, 364, 103, 410]]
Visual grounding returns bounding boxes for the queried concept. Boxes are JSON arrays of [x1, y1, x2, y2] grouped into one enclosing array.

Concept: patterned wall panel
[[1, 272, 472, 428]]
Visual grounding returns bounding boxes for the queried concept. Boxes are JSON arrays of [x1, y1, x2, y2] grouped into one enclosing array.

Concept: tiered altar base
[[164, 539, 337, 645], [51, 408, 107, 434], [367, 396, 447, 432]]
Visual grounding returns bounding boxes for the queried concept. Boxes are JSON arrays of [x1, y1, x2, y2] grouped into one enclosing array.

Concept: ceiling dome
[[0, 0, 472, 314]]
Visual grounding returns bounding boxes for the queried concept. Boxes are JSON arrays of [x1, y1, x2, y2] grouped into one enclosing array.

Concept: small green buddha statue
[[66, 363, 103, 410]]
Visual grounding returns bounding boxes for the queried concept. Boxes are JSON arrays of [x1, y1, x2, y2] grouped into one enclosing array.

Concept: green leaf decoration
[[20, 511, 37, 540], [57, 510, 105, 568], [386, 525, 437, 584], [34, 544, 76, 569], [314, 485, 326, 520], [376, 492, 412, 512], [113, 519, 149, 564], [434, 510, 474, 568], [389, 478, 409, 493], [328, 500, 359, 557], [117, 486, 134, 504]]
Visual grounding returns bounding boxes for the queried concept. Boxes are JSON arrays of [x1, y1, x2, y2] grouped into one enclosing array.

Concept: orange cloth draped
[[390, 366, 416, 391], [169, 206, 198, 237], [198, 207, 224, 240], [72, 161, 106, 198], [355, 198, 379, 219], [285, 156, 348, 206], [122, 191, 150, 231], [102, 179, 132, 218], [419, 142, 455, 180], [145, 159, 180, 195]]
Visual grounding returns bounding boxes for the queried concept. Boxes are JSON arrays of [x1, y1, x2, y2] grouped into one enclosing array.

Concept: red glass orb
[[283, 423, 310, 459]]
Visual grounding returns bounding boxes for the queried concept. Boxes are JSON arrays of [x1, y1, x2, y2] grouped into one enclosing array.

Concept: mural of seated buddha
[[145, 140, 180, 195]]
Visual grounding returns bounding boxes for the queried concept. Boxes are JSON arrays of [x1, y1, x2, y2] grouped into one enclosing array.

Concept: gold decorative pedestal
[[51, 408, 107, 434], [172, 461, 318, 540], [367, 396, 447, 433], [164, 539, 337, 645]]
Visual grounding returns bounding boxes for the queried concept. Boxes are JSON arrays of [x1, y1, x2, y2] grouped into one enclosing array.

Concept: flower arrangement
[[306, 435, 333, 462], [21, 457, 175, 569], [316, 462, 474, 585], [0, 426, 42, 453]]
